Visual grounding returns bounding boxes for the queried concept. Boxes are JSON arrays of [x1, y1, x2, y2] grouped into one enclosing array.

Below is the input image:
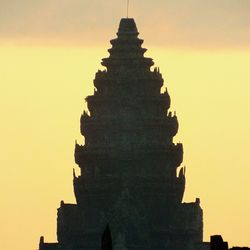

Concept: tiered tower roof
[[39, 18, 203, 250]]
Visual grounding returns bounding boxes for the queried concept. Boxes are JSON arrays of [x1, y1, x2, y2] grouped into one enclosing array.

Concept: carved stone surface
[[39, 18, 203, 250]]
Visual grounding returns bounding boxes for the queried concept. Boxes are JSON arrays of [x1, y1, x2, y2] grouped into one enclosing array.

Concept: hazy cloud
[[0, 0, 249, 48]]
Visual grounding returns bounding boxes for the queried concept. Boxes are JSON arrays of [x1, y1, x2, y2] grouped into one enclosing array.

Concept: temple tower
[[39, 18, 203, 250]]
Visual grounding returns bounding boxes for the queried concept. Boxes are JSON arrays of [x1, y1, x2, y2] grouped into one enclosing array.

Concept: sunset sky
[[0, 1, 250, 250]]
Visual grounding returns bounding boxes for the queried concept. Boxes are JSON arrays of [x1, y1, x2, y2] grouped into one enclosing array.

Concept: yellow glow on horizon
[[1, 45, 250, 250]]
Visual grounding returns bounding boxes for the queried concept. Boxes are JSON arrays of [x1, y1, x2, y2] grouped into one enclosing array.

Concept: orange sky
[[0, 2, 250, 250]]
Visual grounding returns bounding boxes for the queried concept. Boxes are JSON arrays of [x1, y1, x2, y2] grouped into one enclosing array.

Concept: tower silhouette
[[39, 18, 203, 250]]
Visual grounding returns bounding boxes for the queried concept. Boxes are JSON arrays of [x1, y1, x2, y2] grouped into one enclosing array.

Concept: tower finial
[[127, 0, 129, 18]]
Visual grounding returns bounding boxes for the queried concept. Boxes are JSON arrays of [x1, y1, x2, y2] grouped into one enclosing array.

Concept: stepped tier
[[80, 115, 178, 146], [94, 68, 164, 93], [73, 172, 185, 208], [86, 93, 170, 117], [75, 143, 183, 171]]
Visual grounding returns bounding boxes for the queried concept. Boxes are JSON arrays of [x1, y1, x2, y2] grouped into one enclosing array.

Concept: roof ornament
[[127, 0, 130, 18]]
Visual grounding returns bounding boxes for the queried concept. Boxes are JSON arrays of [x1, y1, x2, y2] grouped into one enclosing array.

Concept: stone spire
[[102, 18, 153, 71], [39, 18, 203, 250]]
